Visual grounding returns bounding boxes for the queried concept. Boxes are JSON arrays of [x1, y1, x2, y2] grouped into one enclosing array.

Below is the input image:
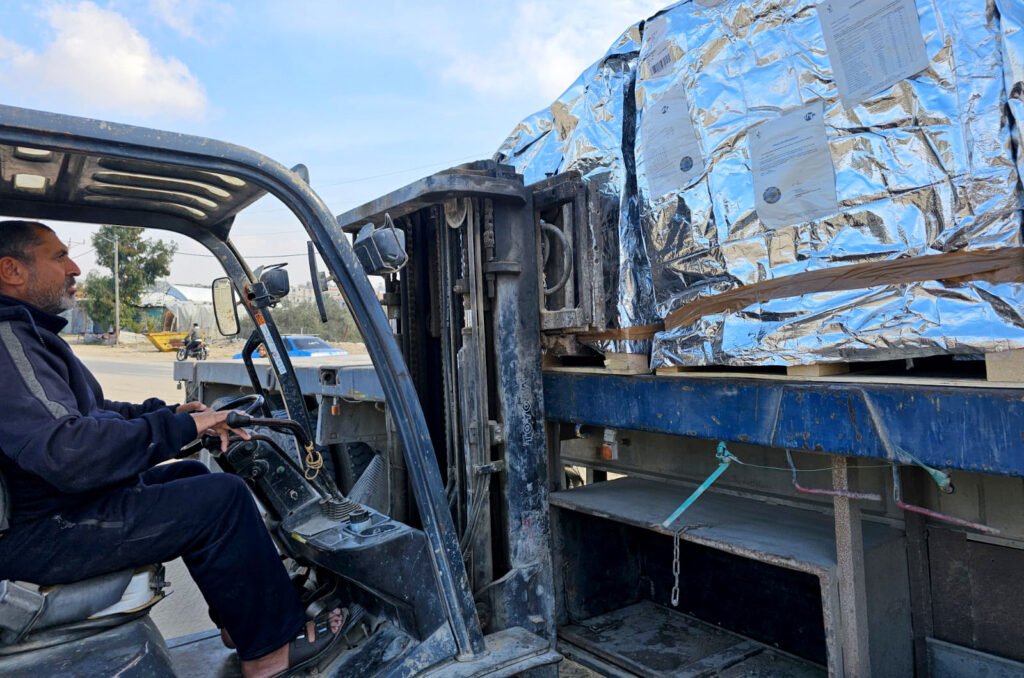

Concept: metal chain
[[670, 525, 697, 607], [671, 529, 681, 606]]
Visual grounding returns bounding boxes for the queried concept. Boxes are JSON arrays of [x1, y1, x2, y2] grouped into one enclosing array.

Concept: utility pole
[[113, 232, 120, 345]]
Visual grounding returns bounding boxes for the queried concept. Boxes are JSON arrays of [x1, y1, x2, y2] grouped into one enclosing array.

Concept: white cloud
[[269, 0, 668, 102], [147, 0, 233, 42], [0, 1, 207, 120], [436, 0, 667, 99]]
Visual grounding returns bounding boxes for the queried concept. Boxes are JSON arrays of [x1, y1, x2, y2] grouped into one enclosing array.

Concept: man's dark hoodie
[[0, 295, 197, 523]]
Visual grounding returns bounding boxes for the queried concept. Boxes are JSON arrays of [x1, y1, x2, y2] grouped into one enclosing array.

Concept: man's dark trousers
[[0, 460, 305, 660]]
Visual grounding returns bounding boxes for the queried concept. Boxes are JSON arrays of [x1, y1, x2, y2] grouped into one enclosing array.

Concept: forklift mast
[[336, 162, 559, 646]]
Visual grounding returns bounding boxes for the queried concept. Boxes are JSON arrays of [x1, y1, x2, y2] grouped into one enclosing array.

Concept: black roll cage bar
[[0, 104, 486, 657]]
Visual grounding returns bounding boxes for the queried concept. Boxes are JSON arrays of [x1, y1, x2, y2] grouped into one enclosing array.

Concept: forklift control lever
[[226, 412, 315, 458]]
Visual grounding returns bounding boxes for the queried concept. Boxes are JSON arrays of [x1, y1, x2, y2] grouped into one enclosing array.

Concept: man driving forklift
[[0, 220, 343, 677]]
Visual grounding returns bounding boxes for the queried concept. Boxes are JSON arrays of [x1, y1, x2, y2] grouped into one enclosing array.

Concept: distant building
[[59, 304, 103, 335], [288, 282, 373, 306], [290, 283, 317, 305], [138, 281, 221, 337]]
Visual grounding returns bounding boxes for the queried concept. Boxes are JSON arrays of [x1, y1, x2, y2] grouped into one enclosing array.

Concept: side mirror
[[308, 241, 329, 323], [253, 263, 290, 304], [212, 277, 240, 336], [353, 213, 407, 276]]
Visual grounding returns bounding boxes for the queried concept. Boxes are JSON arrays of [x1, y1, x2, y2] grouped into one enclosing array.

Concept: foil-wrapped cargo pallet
[[496, 0, 1024, 378]]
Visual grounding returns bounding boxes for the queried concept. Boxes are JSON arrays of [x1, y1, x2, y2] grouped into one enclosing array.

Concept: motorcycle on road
[[176, 341, 208, 361]]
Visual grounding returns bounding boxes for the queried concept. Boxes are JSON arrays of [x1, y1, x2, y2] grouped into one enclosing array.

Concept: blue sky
[[0, 0, 666, 284]]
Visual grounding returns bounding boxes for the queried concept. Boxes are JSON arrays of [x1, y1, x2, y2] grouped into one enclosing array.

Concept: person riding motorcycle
[[185, 323, 202, 354], [0, 221, 344, 677]]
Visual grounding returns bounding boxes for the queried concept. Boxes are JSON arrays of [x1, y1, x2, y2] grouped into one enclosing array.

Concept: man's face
[[21, 229, 81, 314]]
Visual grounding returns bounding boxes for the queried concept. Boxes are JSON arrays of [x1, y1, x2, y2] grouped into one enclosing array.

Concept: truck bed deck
[[173, 355, 384, 403]]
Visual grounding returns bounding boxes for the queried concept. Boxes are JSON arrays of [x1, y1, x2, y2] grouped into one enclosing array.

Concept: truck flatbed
[[173, 355, 384, 403], [544, 368, 1024, 478]]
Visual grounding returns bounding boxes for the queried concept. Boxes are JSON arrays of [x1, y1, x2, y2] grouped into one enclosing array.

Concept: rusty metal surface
[[552, 503, 832, 668]]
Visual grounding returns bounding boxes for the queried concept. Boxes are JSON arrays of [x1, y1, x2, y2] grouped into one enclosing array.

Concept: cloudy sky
[[0, 0, 666, 284]]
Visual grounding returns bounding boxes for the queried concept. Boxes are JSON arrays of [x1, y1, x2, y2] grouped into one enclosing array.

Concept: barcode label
[[650, 52, 672, 75]]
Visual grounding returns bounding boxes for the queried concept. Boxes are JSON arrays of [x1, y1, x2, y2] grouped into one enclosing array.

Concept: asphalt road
[[78, 355, 173, 380], [71, 342, 216, 641]]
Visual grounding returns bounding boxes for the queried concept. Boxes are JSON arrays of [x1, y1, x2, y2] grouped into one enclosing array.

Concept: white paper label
[[642, 15, 673, 78], [640, 85, 704, 200], [817, 0, 929, 108], [644, 15, 668, 47], [258, 323, 289, 375], [748, 102, 838, 228]]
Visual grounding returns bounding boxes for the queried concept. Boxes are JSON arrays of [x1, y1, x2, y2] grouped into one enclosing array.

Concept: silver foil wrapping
[[494, 25, 660, 355], [1000, 0, 1024, 180], [642, 0, 1024, 367], [498, 0, 1024, 367]]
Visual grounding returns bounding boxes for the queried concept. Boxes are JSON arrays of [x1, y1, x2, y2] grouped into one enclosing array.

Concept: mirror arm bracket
[[249, 281, 273, 308]]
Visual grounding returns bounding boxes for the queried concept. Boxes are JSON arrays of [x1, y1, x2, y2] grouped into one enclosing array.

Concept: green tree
[[81, 226, 177, 332], [237, 298, 361, 343]]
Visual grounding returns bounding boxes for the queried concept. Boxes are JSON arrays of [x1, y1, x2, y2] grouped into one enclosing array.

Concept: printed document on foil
[[817, 0, 929, 108], [642, 15, 673, 78], [748, 101, 838, 228], [640, 85, 704, 201]]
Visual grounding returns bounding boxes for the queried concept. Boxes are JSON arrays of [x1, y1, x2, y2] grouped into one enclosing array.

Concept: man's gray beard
[[28, 280, 75, 314], [54, 292, 76, 313]]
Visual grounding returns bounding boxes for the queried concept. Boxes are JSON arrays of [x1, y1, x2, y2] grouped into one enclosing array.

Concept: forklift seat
[[0, 471, 166, 653]]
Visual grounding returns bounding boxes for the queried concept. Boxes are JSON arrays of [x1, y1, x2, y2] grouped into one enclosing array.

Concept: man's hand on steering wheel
[[178, 395, 264, 457], [190, 409, 252, 452]]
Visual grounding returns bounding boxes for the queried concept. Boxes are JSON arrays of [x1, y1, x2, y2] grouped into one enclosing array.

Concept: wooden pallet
[[603, 352, 649, 374], [985, 349, 1024, 383], [547, 349, 1024, 385], [786, 363, 851, 377], [775, 352, 1024, 383], [653, 363, 787, 377], [648, 353, 1024, 386], [543, 352, 650, 375]]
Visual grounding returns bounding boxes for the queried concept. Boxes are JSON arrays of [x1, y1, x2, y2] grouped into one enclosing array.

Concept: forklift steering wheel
[[176, 394, 265, 458], [209, 393, 265, 414]]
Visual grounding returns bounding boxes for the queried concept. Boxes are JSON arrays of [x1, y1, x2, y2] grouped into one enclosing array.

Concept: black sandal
[[272, 607, 348, 678]]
